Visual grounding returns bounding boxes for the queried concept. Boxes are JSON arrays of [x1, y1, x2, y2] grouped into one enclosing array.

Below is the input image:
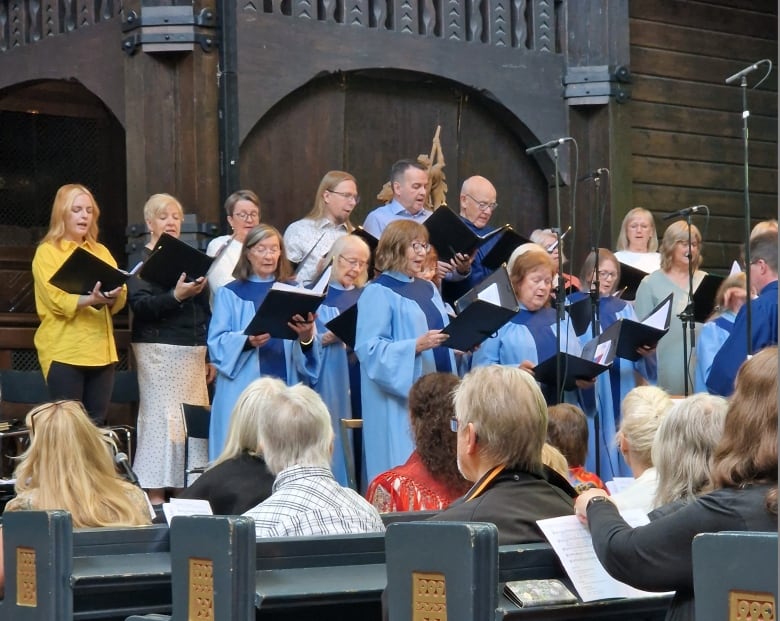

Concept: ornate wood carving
[[511, 0, 525, 47], [442, 0, 463, 41], [293, 0, 315, 20], [393, 0, 418, 35], [729, 590, 775, 621], [344, 0, 366, 26], [532, 0, 554, 52], [420, 0, 435, 36], [411, 571, 447, 621], [466, 0, 480, 42], [370, 0, 386, 29]]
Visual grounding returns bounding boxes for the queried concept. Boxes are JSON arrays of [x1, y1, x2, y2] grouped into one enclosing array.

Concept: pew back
[[693, 530, 778, 621]]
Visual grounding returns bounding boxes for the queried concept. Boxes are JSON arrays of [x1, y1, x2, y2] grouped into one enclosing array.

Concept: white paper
[[642, 297, 671, 330], [476, 282, 501, 306], [271, 280, 324, 296], [162, 498, 213, 525], [593, 340, 613, 365], [605, 477, 635, 495], [729, 260, 742, 276], [536, 511, 671, 603]]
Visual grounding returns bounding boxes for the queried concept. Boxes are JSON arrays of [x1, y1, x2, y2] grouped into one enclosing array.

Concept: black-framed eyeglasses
[[328, 190, 361, 204], [231, 211, 260, 222], [465, 193, 498, 212]]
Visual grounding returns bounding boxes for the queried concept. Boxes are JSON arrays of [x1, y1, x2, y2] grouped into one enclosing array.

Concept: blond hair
[[659, 221, 702, 272], [13, 401, 150, 527], [618, 386, 673, 470], [41, 183, 101, 246], [143, 193, 183, 223], [615, 207, 658, 252]]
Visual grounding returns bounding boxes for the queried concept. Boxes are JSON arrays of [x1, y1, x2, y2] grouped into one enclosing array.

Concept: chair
[[339, 418, 362, 491], [107, 369, 139, 461], [180, 404, 211, 487], [0, 369, 47, 477]]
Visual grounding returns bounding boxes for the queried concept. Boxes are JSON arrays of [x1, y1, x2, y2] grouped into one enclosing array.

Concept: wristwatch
[[586, 495, 611, 510]]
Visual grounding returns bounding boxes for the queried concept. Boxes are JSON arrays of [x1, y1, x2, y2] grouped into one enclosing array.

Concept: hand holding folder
[[139, 233, 215, 290]]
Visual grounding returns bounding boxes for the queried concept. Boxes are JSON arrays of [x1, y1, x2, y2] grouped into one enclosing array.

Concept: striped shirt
[[243, 465, 385, 538]]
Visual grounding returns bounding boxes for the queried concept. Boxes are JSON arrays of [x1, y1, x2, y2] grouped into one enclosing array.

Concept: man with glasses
[[442, 175, 500, 304], [707, 230, 778, 396]]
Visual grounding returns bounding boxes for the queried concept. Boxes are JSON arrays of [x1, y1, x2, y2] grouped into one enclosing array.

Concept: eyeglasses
[[465, 194, 498, 212], [249, 245, 281, 257], [28, 400, 84, 434], [338, 256, 368, 270], [328, 190, 361, 204], [232, 211, 260, 222], [597, 270, 618, 281], [411, 242, 431, 254], [450, 417, 459, 433]]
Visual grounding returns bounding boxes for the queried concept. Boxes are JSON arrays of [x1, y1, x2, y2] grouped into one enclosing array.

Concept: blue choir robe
[[354, 271, 456, 484], [441, 218, 500, 304], [694, 311, 736, 393], [207, 276, 322, 460], [707, 281, 778, 396], [313, 283, 363, 486], [573, 294, 658, 480], [471, 305, 583, 406]]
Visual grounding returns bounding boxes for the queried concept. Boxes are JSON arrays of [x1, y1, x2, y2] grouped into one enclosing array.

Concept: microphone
[[662, 205, 707, 221], [725, 59, 769, 85], [525, 137, 573, 155], [115, 452, 141, 487]]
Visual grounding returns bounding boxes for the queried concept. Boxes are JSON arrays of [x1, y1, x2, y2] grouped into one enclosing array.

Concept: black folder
[[565, 293, 594, 337], [49, 247, 136, 295], [423, 207, 505, 263], [444, 267, 519, 351], [244, 270, 330, 340], [591, 293, 673, 362], [351, 227, 378, 279], [533, 352, 612, 391], [616, 262, 649, 301], [244, 285, 327, 340], [139, 233, 215, 290], [324, 304, 358, 350], [692, 273, 725, 322], [480, 226, 533, 271]]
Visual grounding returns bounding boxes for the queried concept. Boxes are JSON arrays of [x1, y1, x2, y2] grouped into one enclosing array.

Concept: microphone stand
[[678, 215, 696, 396], [739, 75, 753, 355], [552, 145, 565, 404], [588, 176, 602, 477]]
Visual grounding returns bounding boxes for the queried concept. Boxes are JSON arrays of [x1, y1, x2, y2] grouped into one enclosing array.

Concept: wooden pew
[[385, 521, 674, 621], [1, 510, 171, 621], [693, 530, 778, 621]]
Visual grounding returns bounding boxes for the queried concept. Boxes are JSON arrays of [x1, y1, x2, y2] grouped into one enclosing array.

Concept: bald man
[[442, 175, 500, 304]]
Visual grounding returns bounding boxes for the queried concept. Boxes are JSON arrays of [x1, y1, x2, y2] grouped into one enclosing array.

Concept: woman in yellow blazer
[[31, 183, 127, 425]]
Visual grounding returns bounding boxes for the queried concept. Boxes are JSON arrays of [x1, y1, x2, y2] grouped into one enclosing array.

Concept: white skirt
[[132, 343, 209, 489]]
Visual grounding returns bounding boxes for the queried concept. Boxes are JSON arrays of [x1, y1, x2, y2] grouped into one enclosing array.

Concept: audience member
[[313, 234, 371, 485], [432, 365, 575, 545], [609, 386, 672, 514], [207, 224, 320, 460], [354, 220, 455, 483], [128, 193, 211, 505], [575, 347, 778, 621], [362, 159, 430, 237], [649, 393, 727, 519], [206, 190, 261, 293], [284, 171, 358, 286], [614, 207, 661, 273], [635, 221, 706, 395], [546, 403, 606, 493], [366, 373, 470, 512], [178, 377, 281, 514], [31, 183, 126, 424], [708, 231, 778, 396], [693, 272, 746, 393], [242, 383, 385, 537]]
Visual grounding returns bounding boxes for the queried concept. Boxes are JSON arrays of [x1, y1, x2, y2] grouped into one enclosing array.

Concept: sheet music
[[642, 296, 672, 330], [477, 282, 501, 306], [537, 511, 672, 603], [605, 477, 635, 495], [162, 498, 213, 525]]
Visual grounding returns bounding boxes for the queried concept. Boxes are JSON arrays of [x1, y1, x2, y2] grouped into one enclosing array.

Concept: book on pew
[[49, 246, 141, 294], [591, 293, 673, 362], [139, 232, 215, 290], [324, 303, 358, 350], [616, 262, 649, 302], [692, 273, 725, 322], [480, 226, 534, 271], [537, 511, 673, 602], [504, 579, 578, 608], [162, 498, 213, 525], [244, 267, 331, 340], [443, 266, 519, 351], [423, 206, 506, 263]]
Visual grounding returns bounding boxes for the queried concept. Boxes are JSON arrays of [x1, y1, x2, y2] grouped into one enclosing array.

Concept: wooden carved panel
[[188, 557, 214, 621], [729, 590, 775, 621], [16, 547, 37, 607], [412, 571, 446, 621]]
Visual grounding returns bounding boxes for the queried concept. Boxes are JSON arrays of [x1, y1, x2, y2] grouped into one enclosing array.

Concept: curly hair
[[408, 373, 470, 494]]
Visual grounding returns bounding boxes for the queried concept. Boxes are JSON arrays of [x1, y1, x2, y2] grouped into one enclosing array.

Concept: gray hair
[[454, 365, 548, 471], [652, 394, 728, 508], [257, 383, 334, 475]]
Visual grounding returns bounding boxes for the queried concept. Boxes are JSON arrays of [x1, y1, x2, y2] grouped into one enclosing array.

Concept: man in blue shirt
[[707, 231, 778, 396], [362, 159, 431, 238]]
